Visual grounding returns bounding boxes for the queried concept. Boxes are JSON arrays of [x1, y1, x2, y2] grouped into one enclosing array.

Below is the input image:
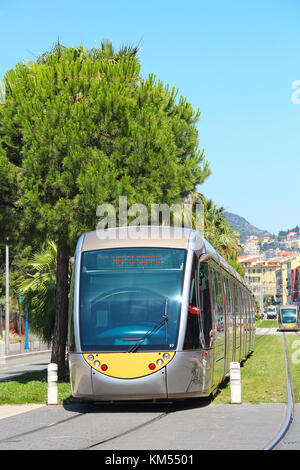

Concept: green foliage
[[15, 241, 57, 344], [227, 250, 245, 277], [0, 40, 210, 373], [0, 368, 73, 404], [1, 42, 210, 249], [214, 336, 286, 404], [192, 193, 244, 271], [0, 148, 21, 243]]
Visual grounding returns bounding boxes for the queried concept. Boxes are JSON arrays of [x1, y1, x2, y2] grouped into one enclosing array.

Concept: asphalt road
[[0, 351, 51, 380]]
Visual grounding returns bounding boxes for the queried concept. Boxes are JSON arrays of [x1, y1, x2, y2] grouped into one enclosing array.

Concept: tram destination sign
[[107, 254, 164, 268], [83, 248, 186, 271]]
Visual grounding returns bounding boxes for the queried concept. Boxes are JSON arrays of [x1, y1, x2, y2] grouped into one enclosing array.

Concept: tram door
[[240, 289, 247, 359], [246, 295, 252, 354], [209, 262, 226, 385], [233, 283, 241, 362], [241, 289, 248, 360], [223, 276, 234, 374]]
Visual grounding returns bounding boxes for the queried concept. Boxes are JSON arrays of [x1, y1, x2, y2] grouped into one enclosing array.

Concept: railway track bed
[[0, 330, 299, 450], [0, 400, 290, 450]]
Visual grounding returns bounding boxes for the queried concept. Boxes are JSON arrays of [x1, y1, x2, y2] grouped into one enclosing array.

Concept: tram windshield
[[79, 247, 186, 351], [280, 308, 297, 323]]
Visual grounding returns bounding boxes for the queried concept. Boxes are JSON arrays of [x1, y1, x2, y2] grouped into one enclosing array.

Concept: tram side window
[[184, 258, 212, 350], [233, 283, 240, 324], [224, 276, 233, 325], [210, 264, 224, 332], [184, 256, 201, 349], [198, 263, 212, 348], [67, 265, 75, 352]]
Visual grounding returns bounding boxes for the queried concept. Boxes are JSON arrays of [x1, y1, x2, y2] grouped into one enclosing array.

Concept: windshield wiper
[[127, 299, 169, 353]]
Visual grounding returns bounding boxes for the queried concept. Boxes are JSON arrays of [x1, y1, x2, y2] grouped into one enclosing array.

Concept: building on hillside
[[241, 257, 279, 300], [238, 253, 300, 305], [276, 254, 300, 304], [243, 237, 259, 255], [242, 236, 260, 256]]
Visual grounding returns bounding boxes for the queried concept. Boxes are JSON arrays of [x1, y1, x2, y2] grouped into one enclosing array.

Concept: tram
[[67, 226, 255, 401], [266, 306, 277, 320], [278, 305, 300, 331]]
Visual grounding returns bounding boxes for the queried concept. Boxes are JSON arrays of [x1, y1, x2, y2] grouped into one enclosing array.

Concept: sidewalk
[[0, 340, 50, 360], [0, 342, 52, 381], [0, 404, 45, 420]]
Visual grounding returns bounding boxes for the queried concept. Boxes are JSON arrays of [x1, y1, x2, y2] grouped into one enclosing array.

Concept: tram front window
[[79, 247, 186, 351], [281, 308, 297, 323]]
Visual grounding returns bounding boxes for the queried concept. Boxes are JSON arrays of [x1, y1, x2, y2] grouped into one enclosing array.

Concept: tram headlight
[[93, 361, 100, 368], [156, 359, 164, 367], [87, 355, 94, 361], [163, 353, 170, 361]]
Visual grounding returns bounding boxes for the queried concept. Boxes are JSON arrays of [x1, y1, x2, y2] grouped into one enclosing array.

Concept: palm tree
[[16, 241, 57, 344], [192, 192, 244, 272]]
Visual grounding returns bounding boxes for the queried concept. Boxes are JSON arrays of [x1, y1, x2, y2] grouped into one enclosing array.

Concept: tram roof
[[79, 226, 250, 291]]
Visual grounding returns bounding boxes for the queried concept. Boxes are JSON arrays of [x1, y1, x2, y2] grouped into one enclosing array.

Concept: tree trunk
[[51, 239, 69, 380]]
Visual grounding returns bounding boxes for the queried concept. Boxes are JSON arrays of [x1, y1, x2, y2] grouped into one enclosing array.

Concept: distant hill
[[223, 211, 269, 240]]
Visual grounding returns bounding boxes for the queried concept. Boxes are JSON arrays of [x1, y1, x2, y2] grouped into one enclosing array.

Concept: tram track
[[0, 321, 296, 450], [0, 409, 88, 445], [84, 409, 169, 449], [254, 320, 278, 344], [84, 328, 296, 450], [263, 332, 295, 450], [0, 401, 180, 450], [254, 324, 296, 450]]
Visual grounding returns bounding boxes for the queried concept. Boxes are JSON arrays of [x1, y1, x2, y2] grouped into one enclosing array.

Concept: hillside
[[223, 211, 269, 240]]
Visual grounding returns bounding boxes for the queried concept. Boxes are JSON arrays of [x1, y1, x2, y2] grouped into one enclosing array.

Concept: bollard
[[47, 363, 58, 405], [0, 341, 5, 365], [230, 361, 241, 404]]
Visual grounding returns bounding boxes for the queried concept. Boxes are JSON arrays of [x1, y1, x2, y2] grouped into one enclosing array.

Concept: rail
[[254, 319, 278, 345], [263, 332, 295, 450]]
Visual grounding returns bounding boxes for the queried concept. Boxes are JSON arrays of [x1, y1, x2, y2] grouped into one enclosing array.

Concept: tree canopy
[[0, 41, 210, 378]]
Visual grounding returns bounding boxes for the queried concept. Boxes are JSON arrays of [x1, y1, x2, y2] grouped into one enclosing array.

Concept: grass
[[0, 367, 78, 405], [255, 319, 278, 328], [0, 333, 299, 405], [285, 334, 300, 403], [213, 335, 287, 404]]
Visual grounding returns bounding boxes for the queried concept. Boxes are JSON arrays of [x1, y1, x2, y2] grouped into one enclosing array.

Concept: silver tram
[[266, 306, 277, 320], [278, 305, 300, 331], [67, 226, 255, 401]]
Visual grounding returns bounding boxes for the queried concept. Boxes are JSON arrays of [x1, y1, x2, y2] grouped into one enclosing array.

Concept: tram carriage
[[278, 305, 300, 331], [266, 306, 277, 320], [67, 226, 255, 401]]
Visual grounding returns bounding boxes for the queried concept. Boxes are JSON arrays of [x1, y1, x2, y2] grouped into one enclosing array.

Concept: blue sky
[[1, 0, 300, 234]]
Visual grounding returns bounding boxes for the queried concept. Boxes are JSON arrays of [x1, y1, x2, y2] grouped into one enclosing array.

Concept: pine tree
[[0, 41, 210, 378]]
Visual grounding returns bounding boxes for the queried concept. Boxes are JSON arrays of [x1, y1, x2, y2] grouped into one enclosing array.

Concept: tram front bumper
[[69, 352, 173, 401]]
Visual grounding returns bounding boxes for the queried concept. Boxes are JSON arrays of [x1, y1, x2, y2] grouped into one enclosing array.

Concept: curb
[[0, 349, 51, 361]]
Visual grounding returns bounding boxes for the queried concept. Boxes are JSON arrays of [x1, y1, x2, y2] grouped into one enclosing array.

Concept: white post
[[5, 242, 9, 356], [0, 341, 5, 365], [230, 362, 242, 404], [47, 363, 58, 405]]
